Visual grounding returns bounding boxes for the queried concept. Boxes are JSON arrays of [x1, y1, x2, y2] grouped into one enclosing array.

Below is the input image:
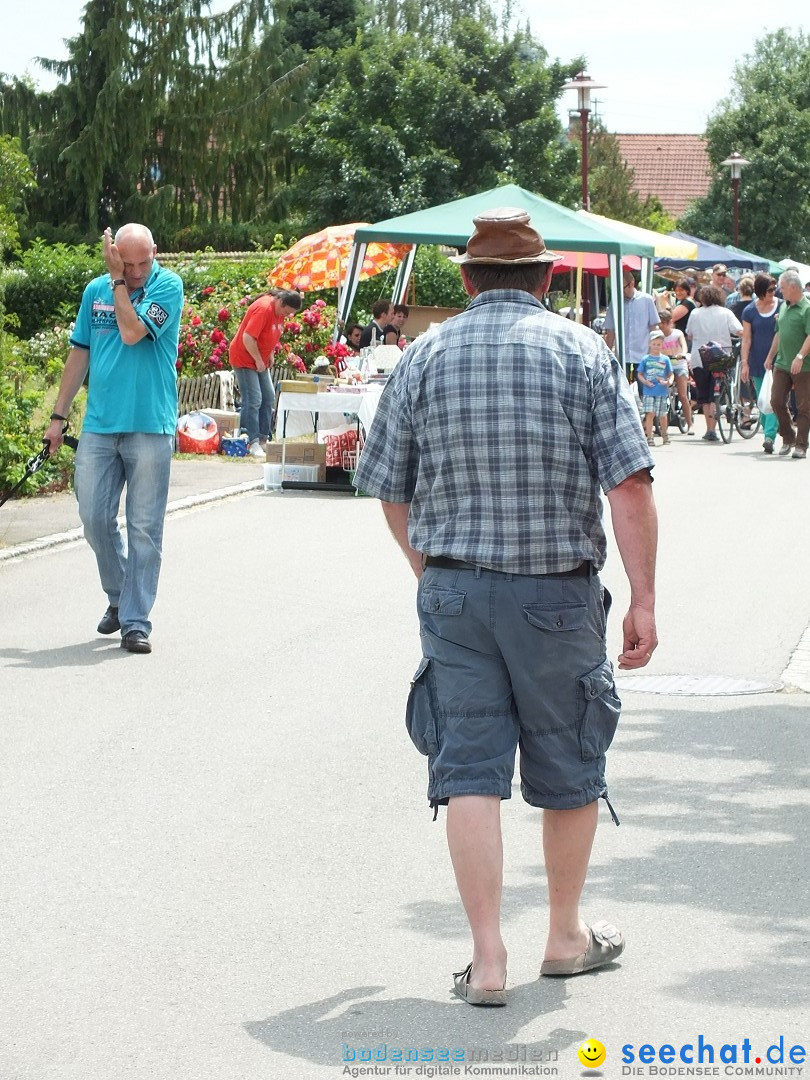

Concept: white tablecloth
[[275, 386, 384, 440]]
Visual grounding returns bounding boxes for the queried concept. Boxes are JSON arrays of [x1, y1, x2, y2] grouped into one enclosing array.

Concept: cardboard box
[[265, 442, 326, 466], [280, 380, 317, 394], [197, 408, 241, 436]]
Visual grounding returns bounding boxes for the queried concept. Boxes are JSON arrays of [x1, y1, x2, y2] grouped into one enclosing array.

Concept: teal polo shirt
[[775, 295, 810, 374], [70, 260, 184, 434]]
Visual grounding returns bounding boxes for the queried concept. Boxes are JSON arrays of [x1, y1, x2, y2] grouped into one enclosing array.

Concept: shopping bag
[[757, 370, 773, 415]]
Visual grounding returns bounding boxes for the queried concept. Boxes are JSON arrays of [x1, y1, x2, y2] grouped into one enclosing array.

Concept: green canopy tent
[[337, 184, 655, 366]]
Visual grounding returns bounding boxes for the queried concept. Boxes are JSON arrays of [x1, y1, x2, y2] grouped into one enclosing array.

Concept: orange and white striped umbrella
[[267, 223, 412, 292]]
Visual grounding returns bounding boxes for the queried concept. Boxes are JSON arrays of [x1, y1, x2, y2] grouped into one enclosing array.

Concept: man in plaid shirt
[[354, 207, 658, 1006]]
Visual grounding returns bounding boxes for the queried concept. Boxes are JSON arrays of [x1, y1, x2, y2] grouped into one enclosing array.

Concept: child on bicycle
[[659, 308, 694, 435], [636, 330, 674, 446]]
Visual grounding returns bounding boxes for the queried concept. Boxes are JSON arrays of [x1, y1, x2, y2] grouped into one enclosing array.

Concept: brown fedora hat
[[450, 207, 561, 266]]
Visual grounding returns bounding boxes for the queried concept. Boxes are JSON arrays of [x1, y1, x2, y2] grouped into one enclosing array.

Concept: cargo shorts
[[406, 564, 620, 812]]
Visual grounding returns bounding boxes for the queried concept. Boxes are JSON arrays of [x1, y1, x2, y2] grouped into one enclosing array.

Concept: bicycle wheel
[[715, 383, 734, 443], [736, 380, 761, 439], [674, 396, 688, 433]]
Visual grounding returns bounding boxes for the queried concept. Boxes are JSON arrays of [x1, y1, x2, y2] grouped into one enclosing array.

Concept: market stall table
[[274, 385, 384, 491]]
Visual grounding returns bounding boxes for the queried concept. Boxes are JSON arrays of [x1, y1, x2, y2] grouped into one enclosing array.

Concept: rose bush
[[176, 284, 350, 377]]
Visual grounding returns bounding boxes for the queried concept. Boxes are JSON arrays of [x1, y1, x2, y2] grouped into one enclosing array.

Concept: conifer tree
[[0, 0, 309, 237]]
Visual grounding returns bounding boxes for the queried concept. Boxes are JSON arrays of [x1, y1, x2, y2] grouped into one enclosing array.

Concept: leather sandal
[[540, 921, 625, 977], [452, 963, 507, 1006]]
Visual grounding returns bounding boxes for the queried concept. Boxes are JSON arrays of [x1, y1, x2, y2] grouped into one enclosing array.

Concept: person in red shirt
[[229, 289, 302, 457]]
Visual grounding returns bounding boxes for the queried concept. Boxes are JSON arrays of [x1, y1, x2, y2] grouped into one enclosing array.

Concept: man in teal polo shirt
[[44, 224, 183, 653], [765, 270, 810, 460]]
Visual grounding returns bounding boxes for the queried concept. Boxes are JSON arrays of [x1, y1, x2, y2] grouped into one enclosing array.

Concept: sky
[[0, 1, 805, 135]]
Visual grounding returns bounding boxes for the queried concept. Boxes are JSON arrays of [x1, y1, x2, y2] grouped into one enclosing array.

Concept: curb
[[0, 479, 263, 565]]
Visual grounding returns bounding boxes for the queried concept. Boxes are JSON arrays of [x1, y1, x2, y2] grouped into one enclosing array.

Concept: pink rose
[[217, 307, 231, 321], [191, 315, 202, 327]]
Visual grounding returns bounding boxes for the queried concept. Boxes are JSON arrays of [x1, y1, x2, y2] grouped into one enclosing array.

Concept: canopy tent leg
[[333, 242, 367, 342], [392, 246, 417, 304], [607, 254, 627, 379], [640, 256, 653, 294]]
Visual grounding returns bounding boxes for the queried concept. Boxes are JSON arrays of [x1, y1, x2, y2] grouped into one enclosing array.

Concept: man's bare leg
[[446, 795, 508, 990], [542, 801, 598, 962]]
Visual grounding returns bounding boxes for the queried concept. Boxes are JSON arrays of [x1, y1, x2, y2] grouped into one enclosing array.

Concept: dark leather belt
[[423, 555, 591, 577]]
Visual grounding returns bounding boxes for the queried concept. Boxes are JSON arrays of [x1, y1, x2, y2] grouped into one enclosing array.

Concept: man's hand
[[43, 419, 65, 455], [741, 362, 749, 382], [791, 355, 804, 376], [103, 228, 124, 277], [764, 356, 773, 371], [618, 605, 658, 669]]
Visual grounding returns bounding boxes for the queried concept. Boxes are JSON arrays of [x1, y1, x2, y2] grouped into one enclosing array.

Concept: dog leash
[[0, 423, 79, 510]]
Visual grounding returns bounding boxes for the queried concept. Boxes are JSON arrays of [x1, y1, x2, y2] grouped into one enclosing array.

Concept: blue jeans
[[234, 366, 274, 443], [74, 432, 173, 635]]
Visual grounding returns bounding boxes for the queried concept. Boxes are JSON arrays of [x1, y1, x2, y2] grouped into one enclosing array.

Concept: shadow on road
[[0, 640, 125, 667], [246, 983, 581, 1069]]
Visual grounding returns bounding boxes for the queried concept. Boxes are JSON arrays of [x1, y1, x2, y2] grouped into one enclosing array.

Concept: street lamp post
[[562, 71, 605, 211], [721, 152, 751, 246], [562, 72, 605, 326]]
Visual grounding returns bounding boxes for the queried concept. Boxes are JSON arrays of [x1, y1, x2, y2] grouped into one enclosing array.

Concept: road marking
[[780, 621, 810, 693]]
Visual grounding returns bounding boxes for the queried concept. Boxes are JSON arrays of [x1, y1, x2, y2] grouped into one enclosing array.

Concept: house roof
[[615, 134, 712, 218]]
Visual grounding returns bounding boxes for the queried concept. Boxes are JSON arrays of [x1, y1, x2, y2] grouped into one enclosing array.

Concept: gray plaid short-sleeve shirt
[[353, 289, 654, 574]]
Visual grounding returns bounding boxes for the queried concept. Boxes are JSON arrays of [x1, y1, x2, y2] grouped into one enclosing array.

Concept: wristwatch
[[111, 278, 126, 289]]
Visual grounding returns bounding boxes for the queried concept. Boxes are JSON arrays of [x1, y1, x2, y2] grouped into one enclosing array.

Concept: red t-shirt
[[229, 295, 284, 370]]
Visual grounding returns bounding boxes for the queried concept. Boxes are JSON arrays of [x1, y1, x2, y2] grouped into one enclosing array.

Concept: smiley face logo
[[578, 1038, 607, 1069]]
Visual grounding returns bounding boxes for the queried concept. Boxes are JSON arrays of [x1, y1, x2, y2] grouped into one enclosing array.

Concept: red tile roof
[[615, 134, 712, 218]]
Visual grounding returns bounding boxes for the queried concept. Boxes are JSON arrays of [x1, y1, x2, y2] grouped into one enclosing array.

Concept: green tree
[[286, 21, 579, 228], [282, 0, 362, 54], [0, 0, 310, 237], [678, 28, 810, 260], [586, 122, 675, 233], [0, 134, 35, 255]]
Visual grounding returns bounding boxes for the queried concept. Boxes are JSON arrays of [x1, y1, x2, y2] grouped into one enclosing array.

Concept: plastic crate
[[263, 463, 321, 489]]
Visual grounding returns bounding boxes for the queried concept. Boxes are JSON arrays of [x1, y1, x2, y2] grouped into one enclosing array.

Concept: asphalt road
[[1, 431, 808, 1080]]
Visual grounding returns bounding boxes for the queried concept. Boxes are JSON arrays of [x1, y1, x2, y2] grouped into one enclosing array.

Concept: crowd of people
[[605, 264, 810, 456]]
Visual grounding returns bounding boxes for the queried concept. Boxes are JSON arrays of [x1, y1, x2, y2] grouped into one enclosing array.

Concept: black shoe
[[121, 630, 152, 654], [97, 606, 120, 634], [763, 439, 774, 454]]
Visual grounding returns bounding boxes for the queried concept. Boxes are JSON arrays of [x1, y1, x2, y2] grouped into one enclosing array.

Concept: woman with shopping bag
[[741, 273, 780, 453]]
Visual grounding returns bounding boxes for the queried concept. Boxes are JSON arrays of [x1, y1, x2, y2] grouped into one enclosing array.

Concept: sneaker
[[778, 444, 794, 456], [647, 436, 656, 447], [249, 441, 265, 459], [662, 435, 671, 445], [792, 448, 807, 459], [687, 425, 695, 435], [702, 431, 720, 442], [763, 438, 774, 454]]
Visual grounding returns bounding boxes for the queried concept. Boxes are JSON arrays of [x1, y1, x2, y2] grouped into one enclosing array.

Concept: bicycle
[[702, 344, 761, 443], [667, 370, 693, 434]]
